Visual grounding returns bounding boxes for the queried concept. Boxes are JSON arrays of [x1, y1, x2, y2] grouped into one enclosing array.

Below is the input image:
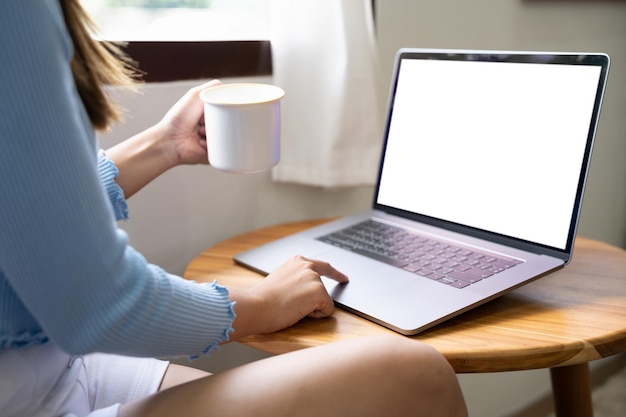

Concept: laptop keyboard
[[316, 220, 522, 289]]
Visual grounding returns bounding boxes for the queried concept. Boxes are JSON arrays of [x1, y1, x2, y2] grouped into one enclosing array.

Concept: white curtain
[[270, 0, 382, 188]]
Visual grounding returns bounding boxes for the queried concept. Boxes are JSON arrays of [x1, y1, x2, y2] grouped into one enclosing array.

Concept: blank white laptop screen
[[377, 58, 602, 250]]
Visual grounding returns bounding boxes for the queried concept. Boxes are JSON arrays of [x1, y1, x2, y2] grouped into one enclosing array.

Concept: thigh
[[119, 335, 466, 417], [158, 363, 211, 391]]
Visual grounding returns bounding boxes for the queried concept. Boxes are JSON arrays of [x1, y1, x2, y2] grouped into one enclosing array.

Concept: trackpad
[[316, 249, 416, 304]]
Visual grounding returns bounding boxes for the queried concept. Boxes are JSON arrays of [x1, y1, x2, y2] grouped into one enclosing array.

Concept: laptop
[[235, 48, 610, 335]]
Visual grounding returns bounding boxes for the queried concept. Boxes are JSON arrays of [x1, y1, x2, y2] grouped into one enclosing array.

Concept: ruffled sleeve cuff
[[189, 280, 236, 361], [97, 149, 129, 221], [204, 281, 236, 347]]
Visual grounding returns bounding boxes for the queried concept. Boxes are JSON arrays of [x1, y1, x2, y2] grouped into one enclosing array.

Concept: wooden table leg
[[550, 363, 593, 417]]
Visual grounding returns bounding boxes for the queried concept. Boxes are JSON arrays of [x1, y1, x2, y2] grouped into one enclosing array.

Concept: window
[[82, 0, 270, 41], [81, 0, 272, 82]]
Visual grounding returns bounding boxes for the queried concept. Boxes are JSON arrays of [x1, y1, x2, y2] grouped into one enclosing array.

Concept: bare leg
[[120, 335, 467, 417], [158, 364, 210, 391]]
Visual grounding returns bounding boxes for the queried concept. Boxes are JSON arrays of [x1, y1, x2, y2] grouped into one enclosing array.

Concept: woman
[[0, 1, 467, 416]]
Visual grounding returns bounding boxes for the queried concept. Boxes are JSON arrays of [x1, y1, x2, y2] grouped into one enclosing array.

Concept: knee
[[366, 335, 468, 417], [372, 335, 451, 379], [366, 334, 448, 369]]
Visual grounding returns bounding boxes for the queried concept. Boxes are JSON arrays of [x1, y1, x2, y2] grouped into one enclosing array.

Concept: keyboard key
[[450, 280, 471, 289], [448, 270, 482, 283]]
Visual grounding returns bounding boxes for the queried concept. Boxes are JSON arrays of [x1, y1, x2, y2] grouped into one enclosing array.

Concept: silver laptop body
[[235, 48, 610, 335]]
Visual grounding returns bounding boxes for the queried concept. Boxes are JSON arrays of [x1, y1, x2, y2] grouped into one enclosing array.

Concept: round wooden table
[[184, 219, 626, 417]]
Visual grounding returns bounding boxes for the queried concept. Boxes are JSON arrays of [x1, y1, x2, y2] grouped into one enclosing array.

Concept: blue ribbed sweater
[[0, 0, 234, 358]]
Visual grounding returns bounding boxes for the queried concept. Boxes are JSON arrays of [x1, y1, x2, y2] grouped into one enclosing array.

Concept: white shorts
[[0, 342, 169, 417]]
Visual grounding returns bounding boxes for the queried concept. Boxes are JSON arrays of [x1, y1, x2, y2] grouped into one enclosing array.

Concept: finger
[[309, 286, 336, 318], [192, 80, 221, 131], [197, 117, 207, 140], [190, 79, 222, 96], [178, 80, 222, 115], [305, 258, 349, 284], [308, 306, 335, 319]]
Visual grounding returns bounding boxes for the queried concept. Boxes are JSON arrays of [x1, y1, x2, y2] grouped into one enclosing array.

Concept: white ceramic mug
[[200, 83, 285, 173]]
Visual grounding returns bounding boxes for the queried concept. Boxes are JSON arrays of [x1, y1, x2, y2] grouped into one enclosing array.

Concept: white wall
[[98, 2, 626, 416]]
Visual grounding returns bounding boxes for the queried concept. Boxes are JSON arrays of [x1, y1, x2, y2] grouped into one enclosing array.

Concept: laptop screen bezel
[[372, 48, 610, 263]]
